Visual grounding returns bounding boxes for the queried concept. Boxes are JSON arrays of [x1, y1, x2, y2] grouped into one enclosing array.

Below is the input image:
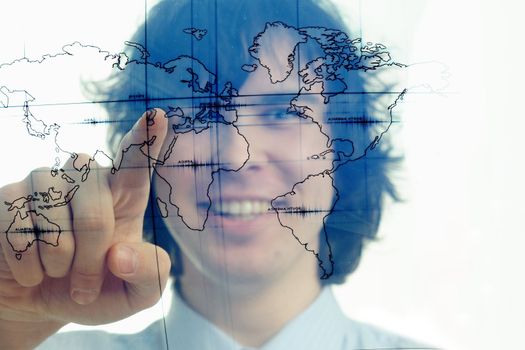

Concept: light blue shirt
[[38, 287, 432, 349]]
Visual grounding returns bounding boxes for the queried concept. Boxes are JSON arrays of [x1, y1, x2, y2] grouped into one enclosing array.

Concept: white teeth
[[229, 201, 241, 215], [240, 201, 252, 215], [212, 200, 271, 218]]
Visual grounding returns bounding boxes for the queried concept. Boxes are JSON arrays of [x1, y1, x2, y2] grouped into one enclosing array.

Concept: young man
[[0, 0, 428, 348]]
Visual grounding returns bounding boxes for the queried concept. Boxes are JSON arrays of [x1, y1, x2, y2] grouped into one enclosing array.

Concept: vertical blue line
[[143, 0, 170, 348], [213, 0, 235, 339]]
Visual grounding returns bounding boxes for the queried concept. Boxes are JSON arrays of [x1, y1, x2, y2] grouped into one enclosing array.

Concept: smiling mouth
[[208, 199, 274, 220]]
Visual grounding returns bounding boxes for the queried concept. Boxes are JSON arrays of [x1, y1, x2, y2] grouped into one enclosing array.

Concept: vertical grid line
[[143, 0, 170, 348]]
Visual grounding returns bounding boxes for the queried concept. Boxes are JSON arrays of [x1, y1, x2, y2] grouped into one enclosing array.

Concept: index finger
[[109, 108, 168, 216]]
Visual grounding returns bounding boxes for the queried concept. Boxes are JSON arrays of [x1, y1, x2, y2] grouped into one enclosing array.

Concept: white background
[[1, 1, 524, 349]]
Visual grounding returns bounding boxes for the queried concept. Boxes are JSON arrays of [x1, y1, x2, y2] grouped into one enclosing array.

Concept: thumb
[[107, 242, 171, 311]]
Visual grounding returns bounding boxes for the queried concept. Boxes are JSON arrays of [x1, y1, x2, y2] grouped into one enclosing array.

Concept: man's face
[[153, 40, 335, 287]]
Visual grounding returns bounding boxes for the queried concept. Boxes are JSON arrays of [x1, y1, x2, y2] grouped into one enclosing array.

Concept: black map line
[[249, 22, 309, 84], [271, 171, 337, 279], [0, 21, 410, 281], [0, 39, 243, 259], [183, 27, 208, 41], [0, 39, 192, 260], [152, 102, 252, 231], [0, 90, 411, 113], [265, 86, 406, 278], [247, 21, 409, 278], [0, 42, 162, 260], [5, 210, 61, 260], [241, 64, 258, 73], [0, 8, 445, 350], [329, 88, 407, 173]]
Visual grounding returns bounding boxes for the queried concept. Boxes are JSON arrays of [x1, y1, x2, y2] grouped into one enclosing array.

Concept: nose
[[211, 122, 250, 172]]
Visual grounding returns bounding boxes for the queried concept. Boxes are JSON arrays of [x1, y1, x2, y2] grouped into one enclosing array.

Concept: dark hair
[[95, 0, 400, 285]]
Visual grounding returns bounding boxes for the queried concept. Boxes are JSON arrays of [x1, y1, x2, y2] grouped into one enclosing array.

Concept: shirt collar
[[165, 287, 348, 350]]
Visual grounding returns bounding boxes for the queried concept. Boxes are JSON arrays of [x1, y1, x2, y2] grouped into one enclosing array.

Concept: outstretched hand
[[0, 109, 171, 348]]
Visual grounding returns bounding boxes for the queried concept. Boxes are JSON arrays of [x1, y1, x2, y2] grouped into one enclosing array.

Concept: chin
[[192, 233, 314, 289]]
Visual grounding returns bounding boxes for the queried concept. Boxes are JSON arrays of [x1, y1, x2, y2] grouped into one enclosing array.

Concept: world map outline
[[0, 21, 444, 279]]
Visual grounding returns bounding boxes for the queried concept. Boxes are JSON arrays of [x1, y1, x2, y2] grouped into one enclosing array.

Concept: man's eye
[[266, 110, 296, 121]]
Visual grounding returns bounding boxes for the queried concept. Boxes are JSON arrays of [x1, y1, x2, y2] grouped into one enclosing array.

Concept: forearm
[[0, 319, 65, 350]]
